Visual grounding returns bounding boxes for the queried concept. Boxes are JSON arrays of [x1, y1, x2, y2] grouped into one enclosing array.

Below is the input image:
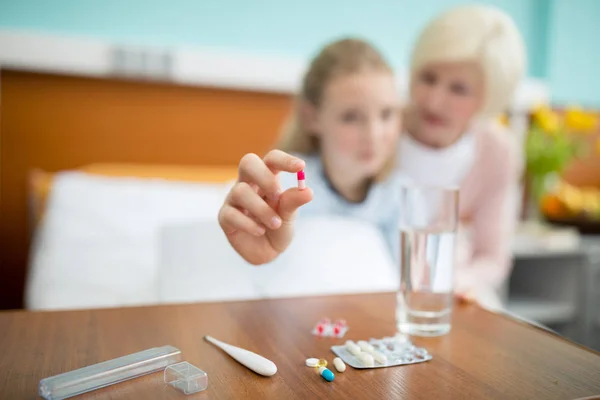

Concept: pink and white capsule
[[297, 170, 306, 190]]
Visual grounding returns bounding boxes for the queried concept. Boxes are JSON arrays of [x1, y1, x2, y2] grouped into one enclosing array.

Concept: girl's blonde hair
[[278, 38, 393, 154], [410, 5, 527, 116]]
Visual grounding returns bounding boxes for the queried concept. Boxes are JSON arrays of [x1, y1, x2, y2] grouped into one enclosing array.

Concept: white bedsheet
[[26, 172, 397, 310], [26, 172, 230, 310], [158, 217, 398, 305]]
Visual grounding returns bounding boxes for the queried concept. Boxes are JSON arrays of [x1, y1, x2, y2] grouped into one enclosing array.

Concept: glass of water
[[396, 185, 459, 337]]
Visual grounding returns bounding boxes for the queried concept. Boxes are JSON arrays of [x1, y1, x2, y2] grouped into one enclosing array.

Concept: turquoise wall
[[545, 0, 600, 107], [0, 0, 598, 106]]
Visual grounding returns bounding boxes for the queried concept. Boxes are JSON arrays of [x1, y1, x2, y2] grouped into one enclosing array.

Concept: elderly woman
[[398, 5, 526, 308]]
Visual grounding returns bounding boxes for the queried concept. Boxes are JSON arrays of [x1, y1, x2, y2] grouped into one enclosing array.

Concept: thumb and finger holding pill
[[238, 151, 304, 202], [222, 151, 311, 238]]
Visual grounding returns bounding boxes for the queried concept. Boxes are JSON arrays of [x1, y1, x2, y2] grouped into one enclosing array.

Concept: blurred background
[[0, 0, 599, 350]]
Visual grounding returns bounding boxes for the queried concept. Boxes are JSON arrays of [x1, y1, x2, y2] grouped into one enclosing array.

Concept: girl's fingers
[[277, 187, 314, 222], [218, 204, 266, 237], [228, 182, 282, 229], [238, 153, 281, 201], [263, 150, 305, 174], [236, 151, 306, 202]]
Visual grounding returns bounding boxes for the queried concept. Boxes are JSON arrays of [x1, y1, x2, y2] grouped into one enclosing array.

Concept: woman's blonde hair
[[410, 5, 527, 116], [278, 38, 393, 154]]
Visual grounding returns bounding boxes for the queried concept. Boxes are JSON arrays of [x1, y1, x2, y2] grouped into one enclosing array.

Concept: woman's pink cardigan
[[454, 122, 522, 304]]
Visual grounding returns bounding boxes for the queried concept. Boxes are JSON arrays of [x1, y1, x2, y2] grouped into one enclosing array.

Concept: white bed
[[26, 171, 398, 310]]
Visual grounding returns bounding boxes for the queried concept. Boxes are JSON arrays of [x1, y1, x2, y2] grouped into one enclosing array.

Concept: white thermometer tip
[[204, 335, 277, 377]]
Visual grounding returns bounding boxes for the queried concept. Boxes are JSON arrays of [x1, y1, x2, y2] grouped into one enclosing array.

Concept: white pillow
[[157, 220, 261, 303], [26, 171, 231, 310], [158, 215, 398, 304]]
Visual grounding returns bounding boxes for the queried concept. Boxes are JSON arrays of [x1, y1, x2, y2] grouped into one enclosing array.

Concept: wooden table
[[1, 293, 599, 399]]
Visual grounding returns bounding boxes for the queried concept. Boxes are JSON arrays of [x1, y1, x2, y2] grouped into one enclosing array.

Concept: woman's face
[[407, 62, 484, 148], [308, 71, 400, 179]]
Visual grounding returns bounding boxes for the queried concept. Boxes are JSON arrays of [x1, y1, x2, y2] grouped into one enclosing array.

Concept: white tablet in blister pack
[[331, 336, 432, 369]]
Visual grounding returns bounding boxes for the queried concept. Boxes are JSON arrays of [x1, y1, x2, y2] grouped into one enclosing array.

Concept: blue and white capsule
[[318, 366, 335, 382]]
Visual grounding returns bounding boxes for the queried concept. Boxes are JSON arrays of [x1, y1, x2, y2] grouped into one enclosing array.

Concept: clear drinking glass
[[396, 185, 459, 337]]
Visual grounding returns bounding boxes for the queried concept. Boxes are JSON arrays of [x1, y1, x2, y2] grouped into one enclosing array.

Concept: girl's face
[[307, 71, 400, 179], [406, 62, 484, 148]]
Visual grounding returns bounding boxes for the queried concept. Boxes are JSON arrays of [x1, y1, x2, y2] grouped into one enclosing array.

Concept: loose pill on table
[[357, 340, 374, 352], [318, 366, 335, 382], [316, 358, 328, 368], [357, 352, 375, 367], [314, 322, 328, 335], [345, 340, 362, 356], [305, 358, 319, 367], [333, 357, 346, 372]]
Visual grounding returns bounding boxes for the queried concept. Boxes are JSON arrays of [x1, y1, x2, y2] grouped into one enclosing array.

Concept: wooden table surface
[[1, 293, 599, 399]]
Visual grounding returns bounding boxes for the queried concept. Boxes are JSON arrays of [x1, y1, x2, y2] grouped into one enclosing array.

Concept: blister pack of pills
[[311, 318, 348, 338], [330, 336, 432, 369]]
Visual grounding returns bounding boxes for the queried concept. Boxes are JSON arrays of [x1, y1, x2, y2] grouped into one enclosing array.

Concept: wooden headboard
[[0, 69, 292, 310]]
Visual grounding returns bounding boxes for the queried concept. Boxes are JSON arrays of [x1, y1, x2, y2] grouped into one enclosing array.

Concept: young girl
[[217, 38, 404, 266]]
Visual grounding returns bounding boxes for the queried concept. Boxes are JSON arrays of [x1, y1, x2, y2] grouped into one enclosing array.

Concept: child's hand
[[218, 150, 313, 265]]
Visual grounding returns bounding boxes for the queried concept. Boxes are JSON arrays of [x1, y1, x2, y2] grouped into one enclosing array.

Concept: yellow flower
[[497, 113, 509, 127], [581, 189, 600, 215], [559, 184, 584, 213], [565, 107, 597, 133], [532, 105, 560, 134]]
